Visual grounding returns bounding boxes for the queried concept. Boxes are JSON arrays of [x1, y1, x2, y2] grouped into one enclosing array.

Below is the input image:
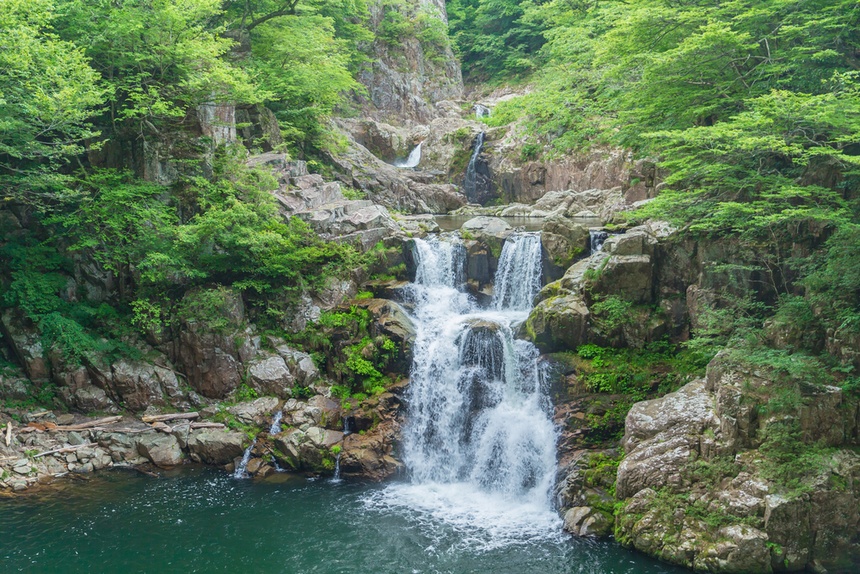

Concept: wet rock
[[563, 506, 613, 537]]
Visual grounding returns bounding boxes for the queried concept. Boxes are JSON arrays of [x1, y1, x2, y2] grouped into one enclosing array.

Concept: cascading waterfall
[[394, 142, 422, 168], [590, 230, 609, 254], [373, 233, 560, 544], [463, 132, 485, 203], [474, 104, 491, 119]]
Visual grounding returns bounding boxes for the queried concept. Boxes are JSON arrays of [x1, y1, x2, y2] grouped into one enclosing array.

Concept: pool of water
[[0, 467, 687, 574]]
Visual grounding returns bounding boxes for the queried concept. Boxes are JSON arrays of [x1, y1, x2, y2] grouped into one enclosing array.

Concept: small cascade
[[233, 439, 256, 479], [491, 233, 543, 312], [589, 230, 609, 254], [269, 411, 283, 435], [332, 452, 342, 482], [463, 132, 485, 203], [394, 142, 422, 168], [474, 104, 491, 119], [342, 416, 355, 436]]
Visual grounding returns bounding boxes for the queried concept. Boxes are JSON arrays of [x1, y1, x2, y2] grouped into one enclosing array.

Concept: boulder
[[186, 429, 246, 464], [227, 397, 280, 426], [355, 299, 417, 372], [602, 227, 657, 257], [0, 310, 50, 382], [174, 288, 257, 399], [592, 254, 654, 304], [522, 294, 590, 353], [563, 506, 613, 537], [110, 359, 186, 412], [137, 433, 183, 467], [246, 354, 293, 397]]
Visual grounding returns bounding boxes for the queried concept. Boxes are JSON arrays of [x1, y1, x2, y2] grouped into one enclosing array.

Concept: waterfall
[[394, 142, 422, 168], [384, 233, 558, 540], [475, 104, 491, 119], [233, 439, 256, 479], [332, 452, 342, 482], [269, 411, 283, 435], [463, 132, 485, 203], [492, 233, 543, 312], [589, 230, 609, 254]]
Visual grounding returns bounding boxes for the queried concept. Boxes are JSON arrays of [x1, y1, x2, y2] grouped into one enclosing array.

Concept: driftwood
[[150, 421, 173, 433], [33, 442, 98, 458], [28, 410, 51, 419], [189, 422, 225, 429], [52, 416, 123, 431], [5, 422, 11, 447], [141, 412, 199, 424]]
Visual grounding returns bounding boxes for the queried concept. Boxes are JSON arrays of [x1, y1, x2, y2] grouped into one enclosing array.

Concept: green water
[[1, 467, 686, 574]]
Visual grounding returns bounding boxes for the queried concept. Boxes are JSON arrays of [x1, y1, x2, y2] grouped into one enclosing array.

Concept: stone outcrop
[[489, 145, 661, 206], [0, 413, 250, 492], [0, 308, 194, 413], [614, 354, 860, 573]]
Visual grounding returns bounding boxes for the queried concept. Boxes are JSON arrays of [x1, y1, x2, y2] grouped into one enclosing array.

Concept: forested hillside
[[452, 0, 860, 385]]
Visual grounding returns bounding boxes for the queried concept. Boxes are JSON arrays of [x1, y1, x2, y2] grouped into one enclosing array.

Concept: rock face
[[489, 146, 660, 206], [173, 288, 258, 399], [614, 354, 860, 573], [356, 0, 463, 123]]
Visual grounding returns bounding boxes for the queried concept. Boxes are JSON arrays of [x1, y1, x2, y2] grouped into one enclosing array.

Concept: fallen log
[[52, 416, 123, 431], [189, 422, 226, 429], [141, 412, 199, 424], [33, 442, 98, 458]]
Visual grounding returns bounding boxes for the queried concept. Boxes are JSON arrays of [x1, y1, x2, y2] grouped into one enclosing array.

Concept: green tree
[[0, 0, 104, 205]]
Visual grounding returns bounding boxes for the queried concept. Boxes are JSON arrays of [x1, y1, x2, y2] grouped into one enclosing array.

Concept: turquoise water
[[0, 467, 685, 574]]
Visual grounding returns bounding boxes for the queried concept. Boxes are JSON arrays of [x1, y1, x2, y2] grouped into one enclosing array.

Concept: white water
[[492, 233, 543, 311], [464, 132, 485, 203], [374, 234, 560, 546], [475, 104, 491, 119], [394, 142, 422, 168], [269, 410, 283, 435], [233, 439, 256, 479], [590, 230, 609, 254]]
